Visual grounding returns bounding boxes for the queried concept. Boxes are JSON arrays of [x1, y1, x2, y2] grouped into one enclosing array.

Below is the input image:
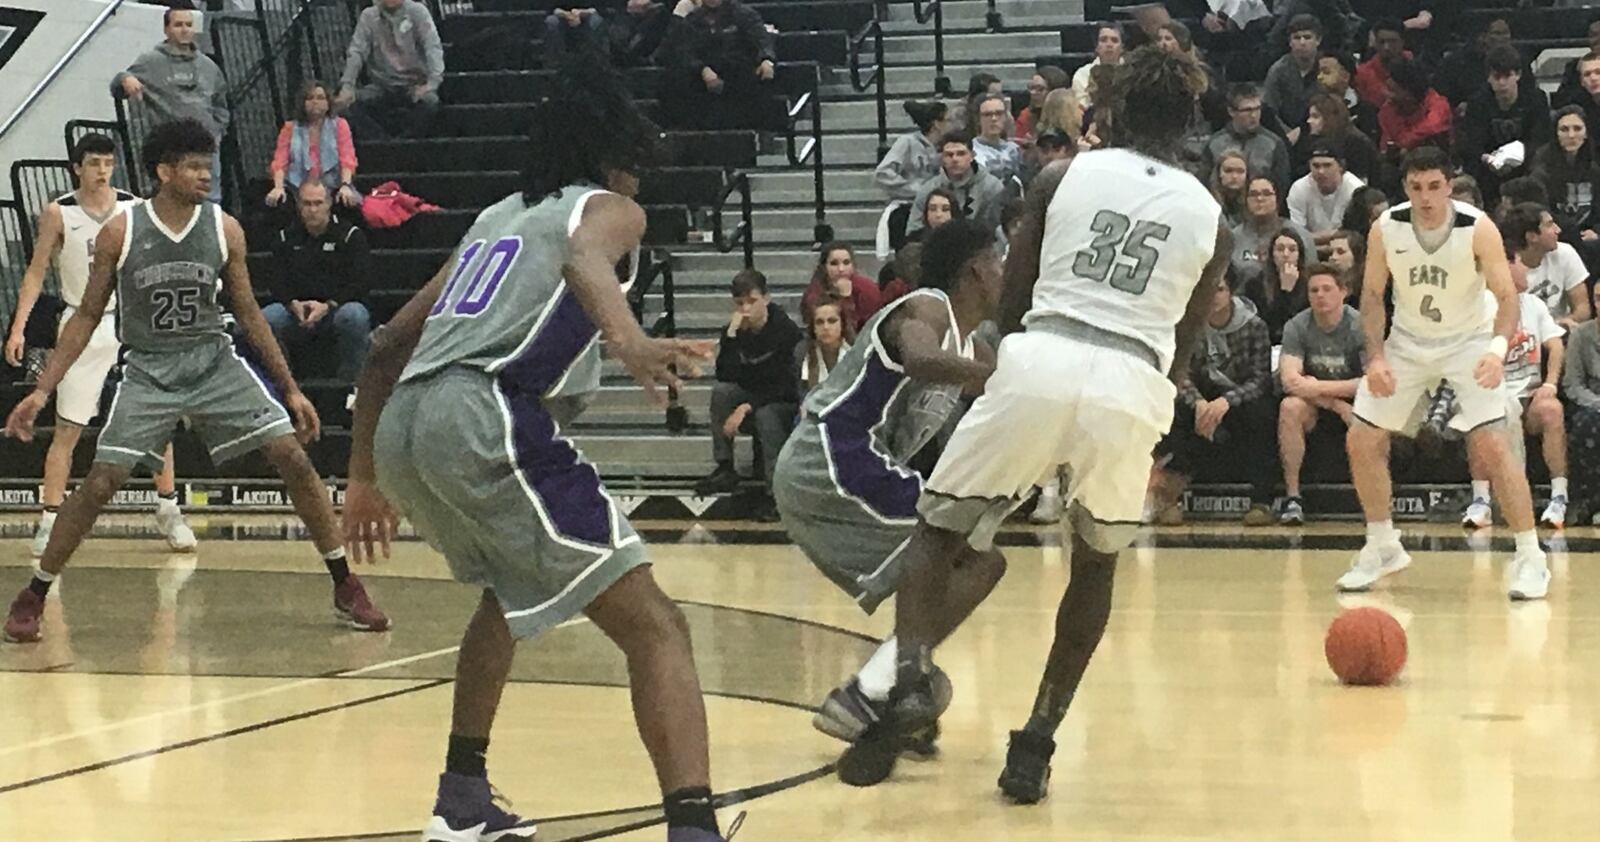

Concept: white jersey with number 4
[[1379, 199, 1494, 339], [56, 189, 140, 310], [1026, 148, 1222, 373]]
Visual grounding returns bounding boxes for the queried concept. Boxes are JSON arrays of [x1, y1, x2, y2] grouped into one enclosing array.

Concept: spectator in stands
[[1211, 150, 1250, 227], [264, 181, 372, 381], [1293, 93, 1378, 182], [797, 300, 851, 395], [1263, 15, 1324, 138], [698, 269, 802, 506], [1071, 24, 1124, 110], [1152, 275, 1277, 526], [1231, 175, 1314, 289], [1036, 88, 1081, 142], [1354, 19, 1409, 108], [544, 4, 612, 68], [1377, 56, 1452, 156], [1435, 17, 1536, 114], [885, 188, 959, 303], [336, 0, 444, 140], [1339, 184, 1387, 235], [611, 0, 671, 66], [1276, 264, 1364, 524], [1452, 173, 1485, 209], [112, 7, 227, 200], [1458, 45, 1551, 206], [1564, 282, 1600, 525], [1327, 227, 1364, 302], [953, 72, 1005, 136], [1560, 52, 1600, 136], [660, 0, 778, 131], [801, 242, 882, 332], [1532, 106, 1600, 261], [1017, 66, 1069, 144], [1556, 21, 1600, 108], [907, 131, 1005, 239], [267, 80, 360, 210], [1157, 20, 1229, 132], [876, 100, 948, 202], [973, 94, 1023, 190], [1288, 145, 1364, 249], [1032, 128, 1076, 169], [1266, 0, 1352, 55], [1504, 202, 1594, 328], [1205, 85, 1292, 196], [1241, 228, 1311, 343], [1317, 50, 1379, 142]]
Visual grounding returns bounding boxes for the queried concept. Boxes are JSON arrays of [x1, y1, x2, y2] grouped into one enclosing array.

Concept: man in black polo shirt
[[265, 181, 372, 381]]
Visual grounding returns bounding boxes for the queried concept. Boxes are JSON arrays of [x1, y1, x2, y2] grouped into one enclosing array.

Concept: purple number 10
[[430, 236, 522, 318]]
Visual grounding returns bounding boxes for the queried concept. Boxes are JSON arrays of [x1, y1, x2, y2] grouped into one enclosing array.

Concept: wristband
[[1488, 336, 1508, 358]]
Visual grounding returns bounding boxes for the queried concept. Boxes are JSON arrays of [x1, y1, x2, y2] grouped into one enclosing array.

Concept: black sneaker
[[695, 465, 741, 496], [997, 729, 1056, 805], [836, 712, 905, 787]]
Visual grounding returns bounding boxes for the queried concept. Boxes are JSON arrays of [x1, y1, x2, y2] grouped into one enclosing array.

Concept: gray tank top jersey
[[115, 201, 229, 354], [400, 185, 637, 399], [804, 288, 971, 465]]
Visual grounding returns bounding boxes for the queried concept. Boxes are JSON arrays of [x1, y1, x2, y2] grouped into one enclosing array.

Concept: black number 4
[[151, 288, 201, 331], [1071, 209, 1172, 295]]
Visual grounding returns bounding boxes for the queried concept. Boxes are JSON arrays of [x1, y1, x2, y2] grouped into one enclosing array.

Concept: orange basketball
[[1324, 607, 1407, 686]]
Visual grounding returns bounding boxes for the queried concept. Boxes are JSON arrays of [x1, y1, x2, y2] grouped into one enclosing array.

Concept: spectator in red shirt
[[1015, 65, 1069, 146], [1378, 56, 1451, 154], [801, 242, 883, 331], [267, 80, 360, 209], [1353, 18, 1408, 108]]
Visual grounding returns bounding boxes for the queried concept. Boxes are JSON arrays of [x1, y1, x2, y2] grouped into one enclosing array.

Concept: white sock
[[1551, 478, 1568, 498], [32, 567, 56, 583], [1514, 530, 1543, 559], [157, 495, 180, 514], [855, 637, 898, 702], [1366, 520, 1398, 546], [1471, 480, 1491, 502], [38, 510, 56, 526], [324, 547, 347, 562]]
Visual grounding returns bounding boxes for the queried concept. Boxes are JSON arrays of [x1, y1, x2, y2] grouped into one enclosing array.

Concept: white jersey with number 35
[[1026, 148, 1222, 373], [1379, 200, 1494, 339]]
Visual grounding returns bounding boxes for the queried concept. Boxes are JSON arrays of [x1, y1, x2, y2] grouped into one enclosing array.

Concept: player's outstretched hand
[[616, 335, 715, 406], [4, 391, 47, 442], [343, 480, 398, 563], [1365, 357, 1396, 398], [284, 390, 323, 443], [1474, 352, 1504, 389]]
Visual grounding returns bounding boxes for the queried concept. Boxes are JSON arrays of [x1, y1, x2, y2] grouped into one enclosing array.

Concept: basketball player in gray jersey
[[341, 65, 732, 842], [3, 119, 389, 643]]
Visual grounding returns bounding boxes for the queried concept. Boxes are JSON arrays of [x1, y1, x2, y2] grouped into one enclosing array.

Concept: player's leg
[[1278, 396, 1318, 524], [5, 461, 133, 642], [152, 443, 196, 551], [32, 421, 84, 557], [36, 319, 117, 557], [1525, 395, 1569, 528], [1463, 436, 1496, 529]]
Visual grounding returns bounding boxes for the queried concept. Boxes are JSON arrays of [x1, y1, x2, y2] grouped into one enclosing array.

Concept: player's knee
[[262, 437, 314, 477], [80, 466, 128, 505]]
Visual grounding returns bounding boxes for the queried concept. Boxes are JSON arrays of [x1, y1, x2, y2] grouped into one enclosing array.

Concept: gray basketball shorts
[[95, 342, 294, 471], [374, 368, 646, 639], [772, 420, 919, 615]]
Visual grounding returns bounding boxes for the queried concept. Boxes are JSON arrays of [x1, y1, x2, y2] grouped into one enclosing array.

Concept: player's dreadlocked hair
[[1102, 45, 1209, 156], [522, 57, 662, 204], [141, 118, 216, 183], [919, 217, 995, 293]]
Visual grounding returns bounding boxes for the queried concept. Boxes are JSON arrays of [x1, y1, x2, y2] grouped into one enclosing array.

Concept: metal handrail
[[0, 0, 132, 143], [848, 18, 889, 163], [784, 66, 833, 245], [912, 0, 951, 96], [626, 249, 687, 432], [711, 172, 754, 270]]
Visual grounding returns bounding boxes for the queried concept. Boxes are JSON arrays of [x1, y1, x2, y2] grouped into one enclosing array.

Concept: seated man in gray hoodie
[[906, 130, 1006, 239], [1151, 274, 1278, 526], [112, 8, 228, 201], [335, 0, 445, 140]]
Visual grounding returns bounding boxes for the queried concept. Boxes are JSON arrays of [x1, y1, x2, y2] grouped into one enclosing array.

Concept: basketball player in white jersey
[[1337, 147, 1550, 600], [4, 134, 194, 556], [834, 47, 1232, 802]]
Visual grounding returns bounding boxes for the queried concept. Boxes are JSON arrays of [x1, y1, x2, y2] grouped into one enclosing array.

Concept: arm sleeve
[[740, 6, 776, 63], [336, 118, 359, 173], [270, 123, 292, 176], [852, 276, 885, 323], [111, 51, 151, 97]]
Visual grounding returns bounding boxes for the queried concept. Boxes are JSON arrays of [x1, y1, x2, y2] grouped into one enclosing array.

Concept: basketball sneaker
[[668, 811, 745, 842], [423, 773, 534, 842], [1335, 543, 1412, 592], [3, 588, 44, 643], [812, 666, 952, 744], [156, 498, 197, 551], [334, 574, 391, 631], [1539, 496, 1567, 530], [1461, 498, 1493, 529], [30, 511, 55, 558], [835, 676, 943, 787], [1278, 497, 1305, 526], [997, 729, 1056, 805], [1507, 552, 1550, 601], [1029, 485, 1062, 524]]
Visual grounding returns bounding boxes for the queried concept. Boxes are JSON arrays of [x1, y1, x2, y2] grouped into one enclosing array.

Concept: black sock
[[445, 734, 490, 778], [664, 786, 718, 834], [324, 549, 350, 584], [158, 491, 178, 502], [28, 575, 53, 599], [42, 505, 58, 515]]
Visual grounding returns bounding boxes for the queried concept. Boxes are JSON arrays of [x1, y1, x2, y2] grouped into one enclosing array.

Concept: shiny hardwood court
[[1, 515, 1596, 841]]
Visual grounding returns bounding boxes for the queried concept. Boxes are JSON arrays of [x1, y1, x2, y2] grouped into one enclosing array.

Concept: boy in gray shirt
[[1277, 263, 1365, 524], [112, 8, 228, 199], [336, 0, 445, 139]]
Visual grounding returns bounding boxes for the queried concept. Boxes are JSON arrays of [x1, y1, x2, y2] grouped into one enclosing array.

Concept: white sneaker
[[30, 512, 55, 558], [1539, 496, 1567, 530], [156, 500, 197, 552], [1029, 489, 1062, 524], [1335, 543, 1413, 592], [1507, 552, 1550, 601], [1461, 498, 1493, 530]]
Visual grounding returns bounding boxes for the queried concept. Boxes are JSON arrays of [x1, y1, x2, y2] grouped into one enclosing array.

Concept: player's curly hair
[[919, 217, 995, 293], [141, 118, 216, 183], [522, 57, 662, 204], [1102, 45, 1209, 151]]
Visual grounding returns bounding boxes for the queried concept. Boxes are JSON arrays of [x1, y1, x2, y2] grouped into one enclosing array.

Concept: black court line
[[677, 599, 881, 644], [0, 678, 451, 796]]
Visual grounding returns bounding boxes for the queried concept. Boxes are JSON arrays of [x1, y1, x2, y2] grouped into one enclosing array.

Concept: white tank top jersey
[[1026, 148, 1223, 372], [56, 189, 140, 310], [1379, 199, 1494, 339]]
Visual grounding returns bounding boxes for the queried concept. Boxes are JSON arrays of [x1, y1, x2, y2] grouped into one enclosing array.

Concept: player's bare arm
[[4, 202, 65, 366], [1476, 216, 1518, 389], [1358, 220, 1396, 397], [219, 213, 320, 441], [1171, 224, 1232, 386], [884, 296, 992, 390], [997, 158, 1071, 335], [566, 193, 712, 403]]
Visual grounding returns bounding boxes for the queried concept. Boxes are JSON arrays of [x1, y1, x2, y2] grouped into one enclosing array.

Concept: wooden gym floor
[[0, 515, 1596, 841]]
